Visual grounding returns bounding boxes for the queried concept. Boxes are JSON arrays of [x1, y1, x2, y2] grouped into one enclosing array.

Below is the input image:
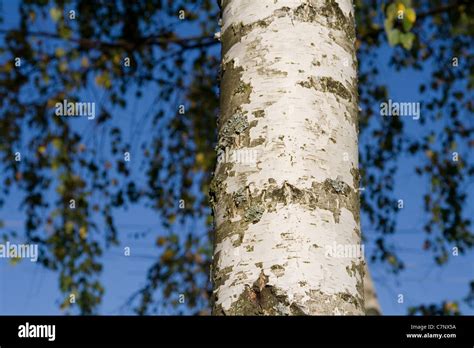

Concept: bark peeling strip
[[213, 179, 360, 249]]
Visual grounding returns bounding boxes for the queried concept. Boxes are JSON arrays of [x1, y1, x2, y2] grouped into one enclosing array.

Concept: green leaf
[[400, 32, 415, 49], [384, 18, 393, 34], [402, 16, 413, 31], [468, 74, 474, 89], [51, 158, 60, 171], [58, 26, 72, 39], [399, 0, 412, 7], [387, 29, 401, 46], [52, 138, 62, 149], [386, 3, 397, 20]]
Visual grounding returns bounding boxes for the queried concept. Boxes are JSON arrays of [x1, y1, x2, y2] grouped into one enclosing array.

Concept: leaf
[[61, 276, 73, 292], [95, 72, 112, 89], [65, 221, 74, 234], [387, 254, 397, 266], [58, 26, 72, 39], [2, 61, 13, 73], [112, 53, 121, 65], [195, 152, 205, 167], [51, 159, 60, 171], [386, 3, 397, 20], [58, 61, 68, 73], [156, 236, 167, 246], [80, 57, 89, 68], [52, 138, 62, 150], [387, 29, 401, 46], [396, 3, 406, 15], [384, 18, 393, 34], [161, 249, 175, 262], [55, 47, 66, 58], [406, 8, 416, 23], [9, 257, 21, 266], [79, 226, 88, 239], [43, 73, 50, 84], [402, 16, 413, 31], [400, 32, 415, 49], [49, 7, 62, 22]]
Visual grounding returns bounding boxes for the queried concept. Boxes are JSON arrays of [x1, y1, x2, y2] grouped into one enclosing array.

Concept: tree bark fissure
[[212, 0, 363, 315]]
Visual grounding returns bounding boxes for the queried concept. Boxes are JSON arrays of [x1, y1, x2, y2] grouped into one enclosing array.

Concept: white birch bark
[[211, 0, 364, 315]]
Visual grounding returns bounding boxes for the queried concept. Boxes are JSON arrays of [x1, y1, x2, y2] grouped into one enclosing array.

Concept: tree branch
[[0, 29, 217, 51], [358, 0, 468, 41]]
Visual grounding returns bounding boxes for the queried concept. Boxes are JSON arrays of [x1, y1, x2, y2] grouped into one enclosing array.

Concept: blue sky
[[0, 1, 472, 315]]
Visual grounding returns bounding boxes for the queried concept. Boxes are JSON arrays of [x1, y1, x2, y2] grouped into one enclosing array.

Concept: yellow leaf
[[55, 47, 66, 58], [113, 54, 121, 65], [52, 138, 62, 149], [156, 237, 167, 246], [59, 61, 68, 73], [196, 152, 205, 165], [387, 255, 397, 265], [47, 99, 56, 108], [406, 8, 416, 23], [2, 61, 13, 73], [38, 145, 46, 154], [9, 257, 21, 266], [95, 72, 112, 89], [79, 226, 87, 239], [49, 7, 62, 22], [396, 3, 406, 13], [65, 221, 74, 234], [81, 57, 89, 68], [161, 249, 174, 262], [444, 301, 458, 312]]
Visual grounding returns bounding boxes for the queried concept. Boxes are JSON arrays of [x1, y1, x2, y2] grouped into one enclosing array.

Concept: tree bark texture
[[211, 0, 363, 315]]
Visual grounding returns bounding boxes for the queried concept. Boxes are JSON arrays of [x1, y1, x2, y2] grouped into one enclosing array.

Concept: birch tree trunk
[[211, 0, 364, 315]]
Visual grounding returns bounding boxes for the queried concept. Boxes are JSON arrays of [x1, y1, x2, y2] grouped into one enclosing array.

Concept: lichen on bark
[[298, 76, 353, 101]]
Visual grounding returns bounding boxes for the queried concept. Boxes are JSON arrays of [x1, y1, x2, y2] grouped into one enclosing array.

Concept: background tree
[[0, 0, 472, 315]]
